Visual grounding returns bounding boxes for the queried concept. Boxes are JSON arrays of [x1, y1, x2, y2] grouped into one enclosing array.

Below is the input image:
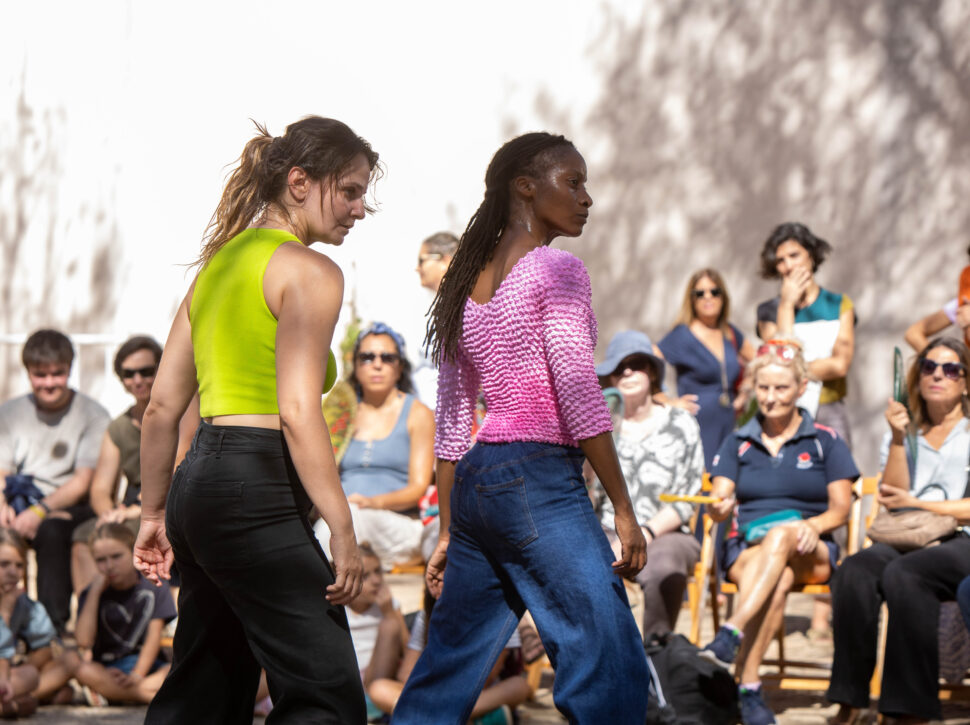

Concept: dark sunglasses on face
[[356, 352, 401, 365], [611, 356, 653, 377], [919, 359, 966, 380], [120, 365, 157, 379], [693, 287, 722, 300]]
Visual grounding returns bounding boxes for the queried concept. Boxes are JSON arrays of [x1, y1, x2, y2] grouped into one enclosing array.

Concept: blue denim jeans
[[392, 441, 648, 725]]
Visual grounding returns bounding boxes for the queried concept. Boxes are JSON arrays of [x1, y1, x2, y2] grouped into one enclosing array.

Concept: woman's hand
[[668, 394, 700, 415], [779, 267, 812, 307], [425, 537, 449, 600], [612, 509, 647, 579], [792, 520, 820, 555], [884, 398, 911, 444], [346, 493, 373, 509], [326, 530, 363, 606], [708, 494, 736, 523], [878, 482, 917, 511], [133, 518, 173, 587]]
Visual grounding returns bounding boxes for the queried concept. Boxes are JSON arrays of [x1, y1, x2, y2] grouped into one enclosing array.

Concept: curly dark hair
[[759, 222, 832, 279]]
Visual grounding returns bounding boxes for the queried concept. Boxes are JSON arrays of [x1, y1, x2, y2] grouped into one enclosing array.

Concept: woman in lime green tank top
[[133, 116, 381, 724]]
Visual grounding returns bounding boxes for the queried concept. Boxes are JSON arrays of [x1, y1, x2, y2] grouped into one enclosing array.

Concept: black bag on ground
[[645, 633, 739, 725]]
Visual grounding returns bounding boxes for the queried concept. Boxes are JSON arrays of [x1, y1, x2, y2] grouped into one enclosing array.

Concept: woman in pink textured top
[[392, 133, 648, 725]]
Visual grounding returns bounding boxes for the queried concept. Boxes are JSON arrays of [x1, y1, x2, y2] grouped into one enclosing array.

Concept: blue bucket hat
[[595, 330, 665, 380]]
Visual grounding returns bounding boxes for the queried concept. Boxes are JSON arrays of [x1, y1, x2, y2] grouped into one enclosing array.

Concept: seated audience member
[[701, 340, 856, 725], [315, 323, 434, 569], [346, 544, 409, 718], [593, 330, 704, 639], [0, 330, 109, 635], [0, 528, 55, 717], [828, 337, 970, 725], [413, 231, 459, 409], [43, 523, 175, 705], [367, 585, 529, 724], [71, 336, 163, 595]]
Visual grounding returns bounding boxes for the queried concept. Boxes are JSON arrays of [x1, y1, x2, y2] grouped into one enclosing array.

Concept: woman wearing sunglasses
[[827, 337, 970, 725], [314, 323, 434, 570], [659, 269, 756, 470], [70, 337, 164, 595], [701, 340, 856, 725]]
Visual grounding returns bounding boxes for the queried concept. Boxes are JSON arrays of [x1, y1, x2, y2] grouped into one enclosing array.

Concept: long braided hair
[[424, 132, 575, 365], [196, 116, 381, 267]]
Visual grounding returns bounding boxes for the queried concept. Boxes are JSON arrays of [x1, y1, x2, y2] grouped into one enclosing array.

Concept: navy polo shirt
[[711, 409, 859, 528]]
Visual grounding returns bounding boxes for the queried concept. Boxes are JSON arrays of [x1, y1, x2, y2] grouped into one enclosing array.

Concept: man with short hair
[[0, 329, 109, 634]]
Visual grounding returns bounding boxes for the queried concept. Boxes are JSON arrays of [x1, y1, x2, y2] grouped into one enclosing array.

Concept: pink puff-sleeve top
[[434, 245, 613, 461]]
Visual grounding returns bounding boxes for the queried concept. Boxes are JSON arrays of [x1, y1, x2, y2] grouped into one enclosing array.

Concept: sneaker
[[700, 625, 742, 669], [739, 687, 776, 725]]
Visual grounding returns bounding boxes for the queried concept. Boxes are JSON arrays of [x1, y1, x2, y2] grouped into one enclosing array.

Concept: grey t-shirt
[[0, 392, 110, 496]]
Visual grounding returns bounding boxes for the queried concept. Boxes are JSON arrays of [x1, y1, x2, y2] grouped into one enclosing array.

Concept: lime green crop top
[[190, 228, 337, 417]]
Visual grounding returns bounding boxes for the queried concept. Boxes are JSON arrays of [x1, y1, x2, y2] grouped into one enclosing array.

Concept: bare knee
[[761, 525, 798, 555]]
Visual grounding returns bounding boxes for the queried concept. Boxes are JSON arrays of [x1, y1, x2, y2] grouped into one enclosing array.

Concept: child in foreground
[[45, 522, 176, 704], [0, 527, 55, 717]]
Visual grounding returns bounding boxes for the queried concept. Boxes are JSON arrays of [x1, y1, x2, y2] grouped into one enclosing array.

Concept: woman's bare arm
[[271, 246, 361, 605], [905, 309, 952, 353]]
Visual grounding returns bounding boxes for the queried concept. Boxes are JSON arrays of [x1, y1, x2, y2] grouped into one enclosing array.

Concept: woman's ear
[[512, 174, 535, 200], [285, 166, 311, 203], [797, 376, 808, 398]]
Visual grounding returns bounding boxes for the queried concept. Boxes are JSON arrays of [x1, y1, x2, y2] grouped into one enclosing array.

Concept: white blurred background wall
[[2, 1, 968, 473]]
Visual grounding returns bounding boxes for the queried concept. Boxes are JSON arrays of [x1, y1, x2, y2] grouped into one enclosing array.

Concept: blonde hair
[[675, 269, 731, 333], [744, 338, 808, 389]]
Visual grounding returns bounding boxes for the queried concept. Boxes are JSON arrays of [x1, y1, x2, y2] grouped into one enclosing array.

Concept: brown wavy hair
[[196, 116, 381, 267]]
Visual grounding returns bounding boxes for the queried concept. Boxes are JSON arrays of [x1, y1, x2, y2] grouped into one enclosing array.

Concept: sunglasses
[[356, 352, 401, 365], [417, 253, 443, 266], [919, 359, 966, 381], [756, 339, 800, 361], [120, 365, 156, 379], [692, 287, 722, 300], [611, 356, 654, 377]]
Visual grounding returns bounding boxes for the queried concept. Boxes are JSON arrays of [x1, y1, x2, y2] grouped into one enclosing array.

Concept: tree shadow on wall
[[532, 0, 970, 469], [0, 70, 120, 399]]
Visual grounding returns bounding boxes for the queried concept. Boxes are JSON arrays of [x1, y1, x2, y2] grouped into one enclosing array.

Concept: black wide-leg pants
[[146, 422, 365, 725], [827, 535, 970, 720]]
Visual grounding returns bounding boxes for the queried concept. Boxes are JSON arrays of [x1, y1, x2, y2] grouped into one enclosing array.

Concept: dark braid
[[424, 132, 574, 365]]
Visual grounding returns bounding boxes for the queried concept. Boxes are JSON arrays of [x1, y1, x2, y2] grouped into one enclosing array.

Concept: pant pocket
[[181, 479, 249, 568], [475, 477, 538, 549]]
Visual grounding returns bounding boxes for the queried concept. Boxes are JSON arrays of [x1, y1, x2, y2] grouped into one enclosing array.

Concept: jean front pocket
[[475, 477, 538, 550]]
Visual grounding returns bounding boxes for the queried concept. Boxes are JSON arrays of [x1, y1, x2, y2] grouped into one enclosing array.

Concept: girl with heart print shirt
[[59, 522, 176, 704]]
